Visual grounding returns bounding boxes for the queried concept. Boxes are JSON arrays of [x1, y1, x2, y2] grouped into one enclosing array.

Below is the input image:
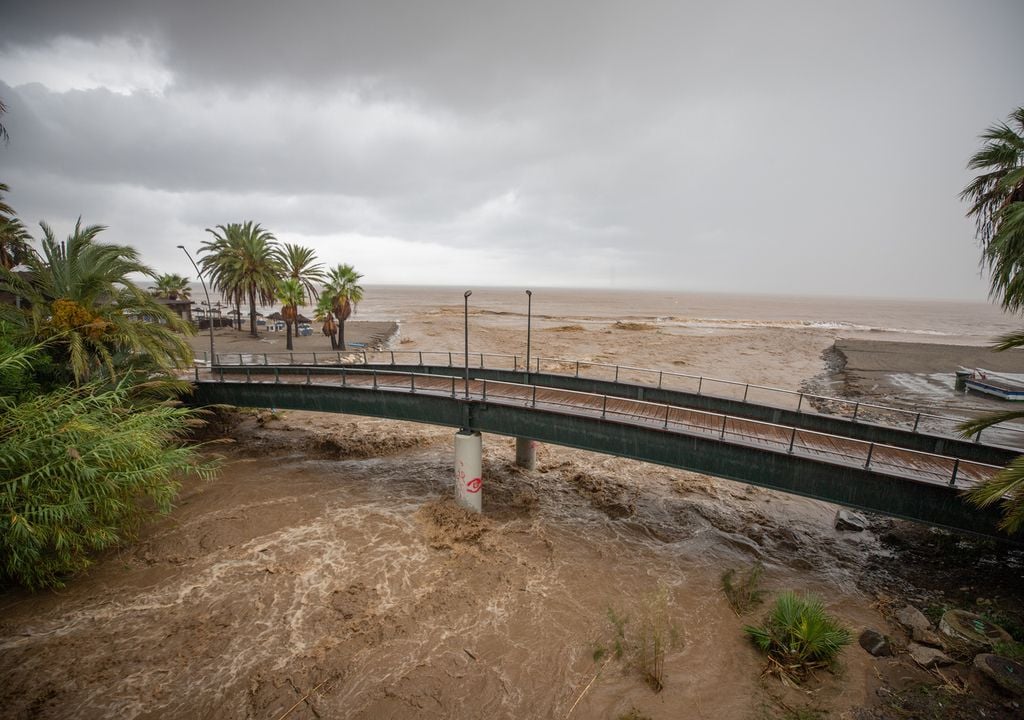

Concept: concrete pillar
[[515, 437, 537, 470], [454, 430, 483, 513]]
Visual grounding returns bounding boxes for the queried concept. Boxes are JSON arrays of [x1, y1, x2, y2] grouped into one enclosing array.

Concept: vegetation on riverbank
[[0, 179, 218, 588]]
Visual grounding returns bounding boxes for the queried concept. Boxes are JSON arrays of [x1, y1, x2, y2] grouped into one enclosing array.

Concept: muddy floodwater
[[2, 288, 1023, 719]]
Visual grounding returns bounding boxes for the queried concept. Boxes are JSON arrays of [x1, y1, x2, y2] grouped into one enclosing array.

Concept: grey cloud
[[1, 1, 1022, 296]]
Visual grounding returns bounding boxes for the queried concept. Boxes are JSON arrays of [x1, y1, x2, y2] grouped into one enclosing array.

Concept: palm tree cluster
[[0, 218, 193, 384], [197, 222, 363, 351], [0, 108, 215, 591], [961, 106, 1024, 533]]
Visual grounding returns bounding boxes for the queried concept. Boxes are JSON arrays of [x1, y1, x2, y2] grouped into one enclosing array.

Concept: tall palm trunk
[[285, 320, 294, 351], [248, 286, 258, 337]]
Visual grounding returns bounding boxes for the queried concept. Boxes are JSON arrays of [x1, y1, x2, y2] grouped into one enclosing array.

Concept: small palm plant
[[743, 592, 851, 681]]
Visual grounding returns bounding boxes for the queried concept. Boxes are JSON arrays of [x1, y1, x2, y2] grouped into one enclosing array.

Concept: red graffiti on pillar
[[466, 477, 482, 493]]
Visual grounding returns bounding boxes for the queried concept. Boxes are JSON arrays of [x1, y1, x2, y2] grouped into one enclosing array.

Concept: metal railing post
[[797, 393, 804, 412], [246, 369, 251, 383], [913, 413, 921, 432], [532, 384, 537, 407], [313, 353, 318, 366], [275, 368, 280, 384], [306, 369, 311, 385], [615, 365, 620, 383], [949, 458, 960, 486], [698, 377, 703, 395], [449, 352, 453, 367], [411, 374, 416, 393], [363, 351, 368, 365], [743, 384, 749, 402], [342, 368, 346, 387], [852, 402, 859, 422], [788, 426, 797, 453], [418, 351, 423, 366], [480, 352, 484, 368], [601, 395, 608, 419], [664, 404, 671, 428], [373, 370, 378, 390], [864, 443, 875, 469], [263, 353, 268, 366], [337, 352, 341, 364], [219, 368, 225, 382], [451, 376, 456, 398], [482, 380, 487, 401], [658, 371, 663, 389], [576, 361, 580, 378], [391, 351, 395, 365], [720, 415, 727, 439]]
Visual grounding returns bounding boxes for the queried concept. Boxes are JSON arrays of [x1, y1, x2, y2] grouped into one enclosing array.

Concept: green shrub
[[743, 592, 851, 680], [0, 361, 217, 589]]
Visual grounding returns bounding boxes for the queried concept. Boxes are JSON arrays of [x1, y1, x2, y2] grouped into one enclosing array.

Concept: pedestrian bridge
[[188, 350, 1024, 541]]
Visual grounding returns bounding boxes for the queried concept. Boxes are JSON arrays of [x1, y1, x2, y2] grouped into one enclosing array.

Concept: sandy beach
[[2, 294, 1022, 720]]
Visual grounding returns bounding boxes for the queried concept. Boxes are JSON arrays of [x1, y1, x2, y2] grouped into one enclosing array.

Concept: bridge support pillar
[[515, 437, 537, 470], [454, 430, 483, 513]]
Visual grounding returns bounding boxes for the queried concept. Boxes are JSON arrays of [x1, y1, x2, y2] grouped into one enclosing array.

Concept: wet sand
[[1, 307, 1022, 719]]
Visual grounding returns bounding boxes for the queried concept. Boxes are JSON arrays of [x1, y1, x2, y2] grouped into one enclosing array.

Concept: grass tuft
[[723, 561, 767, 614]]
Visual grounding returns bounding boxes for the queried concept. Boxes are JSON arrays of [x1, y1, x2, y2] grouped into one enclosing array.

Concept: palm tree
[[0, 184, 33, 270], [200, 221, 280, 337], [274, 242, 324, 301], [324, 263, 364, 350], [274, 243, 324, 343], [958, 107, 1024, 533], [0, 219, 193, 383], [314, 293, 338, 349], [0, 96, 9, 145], [150, 273, 191, 300], [961, 106, 1024, 311], [275, 278, 304, 351]]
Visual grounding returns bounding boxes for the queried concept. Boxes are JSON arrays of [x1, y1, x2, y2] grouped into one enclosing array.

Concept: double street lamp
[[177, 245, 215, 365]]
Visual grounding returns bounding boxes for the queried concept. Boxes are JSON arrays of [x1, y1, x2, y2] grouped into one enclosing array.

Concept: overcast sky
[[1, 1, 1021, 299]]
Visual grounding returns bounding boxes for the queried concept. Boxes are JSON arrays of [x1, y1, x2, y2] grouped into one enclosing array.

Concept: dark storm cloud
[[1, 1, 1022, 293]]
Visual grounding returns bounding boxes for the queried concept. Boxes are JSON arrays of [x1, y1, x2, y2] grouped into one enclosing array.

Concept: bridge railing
[[201, 349, 1024, 449], [203, 366, 1002, 489]]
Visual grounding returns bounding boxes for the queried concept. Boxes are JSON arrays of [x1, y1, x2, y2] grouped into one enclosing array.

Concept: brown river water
[[1, 288, 1021, 719]]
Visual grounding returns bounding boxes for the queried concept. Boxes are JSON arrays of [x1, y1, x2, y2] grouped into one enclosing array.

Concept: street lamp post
[[464, 290, 472, 398], [177, 245, 215, 365], [525, 289, 533, 374]]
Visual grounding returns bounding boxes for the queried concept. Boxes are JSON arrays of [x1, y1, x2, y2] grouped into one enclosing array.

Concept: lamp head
[[526, 289, 532, 297], [464, 290, 472, 299]]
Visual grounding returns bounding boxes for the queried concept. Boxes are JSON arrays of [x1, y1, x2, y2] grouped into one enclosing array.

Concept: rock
[[939, 609, 1013, 652], [907, 642, 954, 669], [895, 605, 932, 633], [974, 654, 1024, 697], [859, 629, 893, 657], [911, 626, 945, 649], [834, 509, 867, 531]]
